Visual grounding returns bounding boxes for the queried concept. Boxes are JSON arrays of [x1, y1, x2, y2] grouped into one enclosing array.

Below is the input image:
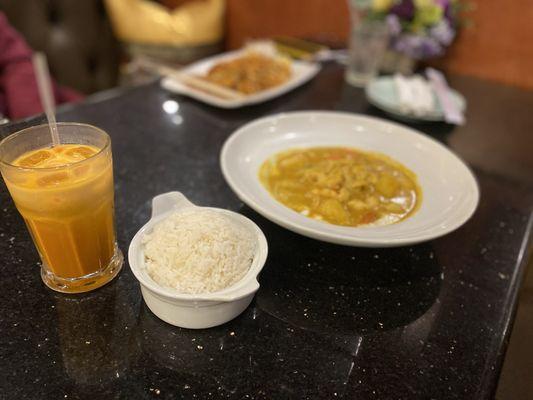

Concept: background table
[[1, 64, 532, 399]]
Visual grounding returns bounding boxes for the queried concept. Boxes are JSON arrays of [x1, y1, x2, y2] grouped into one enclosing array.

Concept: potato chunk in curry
[[259, 147, 421, 227]]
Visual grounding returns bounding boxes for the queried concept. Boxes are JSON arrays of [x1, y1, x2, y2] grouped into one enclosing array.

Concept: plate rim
[[220, 111, 480, 247]]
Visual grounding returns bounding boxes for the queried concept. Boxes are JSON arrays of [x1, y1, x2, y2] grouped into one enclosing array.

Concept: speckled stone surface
[[0, 64, 532, 399]]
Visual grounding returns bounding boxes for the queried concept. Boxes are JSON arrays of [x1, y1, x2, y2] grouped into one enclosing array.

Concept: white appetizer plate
[[366, 76, 467, 122], [220, 111, 479, 247], [161, 49, 321, 108]]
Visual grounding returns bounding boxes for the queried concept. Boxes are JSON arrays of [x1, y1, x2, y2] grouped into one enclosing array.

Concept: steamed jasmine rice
[[142, 209, 255, 294]]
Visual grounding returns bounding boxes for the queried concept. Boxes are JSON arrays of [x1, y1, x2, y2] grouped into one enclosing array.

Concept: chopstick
[[138, 58, 245, 101]]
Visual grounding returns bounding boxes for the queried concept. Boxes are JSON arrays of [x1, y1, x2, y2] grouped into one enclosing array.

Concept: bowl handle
[[151, 191, 196, 218]]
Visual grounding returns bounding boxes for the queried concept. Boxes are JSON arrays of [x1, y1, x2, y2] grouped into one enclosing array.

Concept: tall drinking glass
[[0, 123, 123, 293], [345, 19, 388, 87]]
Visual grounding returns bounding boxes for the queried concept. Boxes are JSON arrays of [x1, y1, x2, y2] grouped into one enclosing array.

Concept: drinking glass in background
[[345, 18, 389, 87], [0, 123, 123, 293]]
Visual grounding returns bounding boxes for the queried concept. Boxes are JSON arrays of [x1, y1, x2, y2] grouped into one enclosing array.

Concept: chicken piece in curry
[[259, 147, 421, 227]]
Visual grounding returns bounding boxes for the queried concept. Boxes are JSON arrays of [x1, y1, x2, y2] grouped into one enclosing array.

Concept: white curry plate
[[220, 111, 479, 247], [161, 49, 321, 109]]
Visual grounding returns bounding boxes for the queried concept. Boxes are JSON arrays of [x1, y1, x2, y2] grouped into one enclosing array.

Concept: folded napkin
[[394, 73, 435, 117], [425, 68, 465, 125], [393, 70, 465, 125]]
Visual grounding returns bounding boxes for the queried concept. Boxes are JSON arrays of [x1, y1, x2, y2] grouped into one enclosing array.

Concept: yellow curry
[[259, 147, 421, 227]]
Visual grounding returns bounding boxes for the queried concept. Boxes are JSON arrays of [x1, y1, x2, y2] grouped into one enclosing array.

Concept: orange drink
[[0, 123, 123, 293]]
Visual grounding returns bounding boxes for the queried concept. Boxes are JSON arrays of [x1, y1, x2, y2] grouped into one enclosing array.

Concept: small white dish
[[366, 76, 466, 122], [220, 111, 479, 247], [161, 49, 321, 109], [128, 192, 268, 329]]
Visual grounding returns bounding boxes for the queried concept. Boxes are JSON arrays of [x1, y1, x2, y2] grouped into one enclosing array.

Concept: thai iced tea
[[0, 123, 122, 293]]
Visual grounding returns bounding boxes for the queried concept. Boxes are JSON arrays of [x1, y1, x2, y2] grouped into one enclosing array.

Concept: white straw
[[32, 52, 60, 146]]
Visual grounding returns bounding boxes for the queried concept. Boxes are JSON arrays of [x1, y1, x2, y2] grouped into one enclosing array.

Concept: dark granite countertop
[[1, 64, 532, 399]]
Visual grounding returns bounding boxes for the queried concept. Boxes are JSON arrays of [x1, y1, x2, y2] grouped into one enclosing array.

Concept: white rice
[[142, 209, 255, 294]]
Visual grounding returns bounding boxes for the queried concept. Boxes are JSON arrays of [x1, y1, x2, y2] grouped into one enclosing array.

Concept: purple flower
[[392, 33, 444, 59], [430, 20, 455, 45], [390, 0, 415, 20], [434, 0, 450, 7], [392, 34, 419, 58], [444, 3, 455, 24], [386, 14, 402, 36], [419, 36, 444, 58]]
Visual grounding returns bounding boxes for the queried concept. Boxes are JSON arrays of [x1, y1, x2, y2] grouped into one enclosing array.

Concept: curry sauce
[[259, 147, 422, 227]]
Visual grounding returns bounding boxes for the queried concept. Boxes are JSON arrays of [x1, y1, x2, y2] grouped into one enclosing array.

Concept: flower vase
[[380, 49, 416, 75]]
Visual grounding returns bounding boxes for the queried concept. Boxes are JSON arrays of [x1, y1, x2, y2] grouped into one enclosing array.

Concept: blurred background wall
[[226, 0, 533, 90], [1, 0, 531, 93], [225, 0, 350, 49], [430, 0, 533, 90]]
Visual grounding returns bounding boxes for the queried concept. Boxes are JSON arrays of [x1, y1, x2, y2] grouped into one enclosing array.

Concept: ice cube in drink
[[17, 149, 53, 167]]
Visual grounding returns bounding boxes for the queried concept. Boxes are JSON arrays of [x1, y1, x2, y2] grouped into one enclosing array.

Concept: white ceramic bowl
[[220, 111, 479, 247], [128, 192, 268, 329]]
